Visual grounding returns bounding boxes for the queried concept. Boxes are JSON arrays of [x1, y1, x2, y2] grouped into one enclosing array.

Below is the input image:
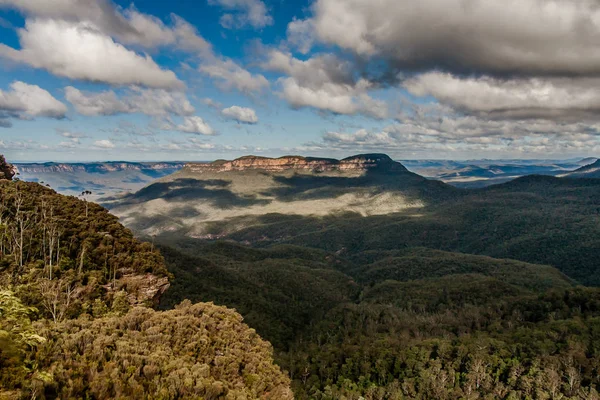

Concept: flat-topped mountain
[[106, 153, 454, 238], [186, 153, 408, 173]]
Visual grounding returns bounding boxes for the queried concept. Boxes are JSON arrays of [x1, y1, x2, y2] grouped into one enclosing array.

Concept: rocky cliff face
[[0, 155, 16, 180], [15, 161, 186, 174], [185, 154, 408, 173], [104, 269, 171, 307]]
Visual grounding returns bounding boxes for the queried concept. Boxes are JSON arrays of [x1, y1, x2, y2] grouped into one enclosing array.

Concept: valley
[[4, 153, 600, 399]]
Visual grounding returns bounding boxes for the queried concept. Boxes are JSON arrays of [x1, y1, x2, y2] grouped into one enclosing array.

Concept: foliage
[[0, 178, 292, 399], [0, 180, 168, 319], [0, 290, 45, 397], [33, 301, 292, 400]]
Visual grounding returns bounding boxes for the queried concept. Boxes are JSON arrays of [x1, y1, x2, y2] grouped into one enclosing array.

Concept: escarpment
[[185, 153, 409, 173]]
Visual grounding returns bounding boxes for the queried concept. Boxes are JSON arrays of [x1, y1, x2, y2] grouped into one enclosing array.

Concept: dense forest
[[5, 152, 600, 399], [157, 239, 600, 399], [0, 167, 291, 399]]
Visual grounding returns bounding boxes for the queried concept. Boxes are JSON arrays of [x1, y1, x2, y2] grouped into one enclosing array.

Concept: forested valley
[[4, 152, 600, 400]]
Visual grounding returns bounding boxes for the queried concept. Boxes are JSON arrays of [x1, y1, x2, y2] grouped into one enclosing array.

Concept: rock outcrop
[[0, 155, 16, 180], [104, 270, 171, 307], [185, 153, 408, 173]]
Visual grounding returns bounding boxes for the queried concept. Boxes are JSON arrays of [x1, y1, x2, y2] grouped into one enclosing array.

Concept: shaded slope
[[563, 158, 600, 178], [107, 154, 456, 238]]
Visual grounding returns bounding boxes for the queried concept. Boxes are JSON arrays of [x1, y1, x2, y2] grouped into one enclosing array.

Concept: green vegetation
[[0, 178, 291, 399], [157, 239, 600, 399], [6, 156, 600, 399], [35, 301, 292, 399]]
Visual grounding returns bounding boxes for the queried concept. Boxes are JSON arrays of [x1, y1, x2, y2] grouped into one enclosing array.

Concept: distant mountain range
[[106, 153, 600, 287], [14, 161, 186, 198], [561, 159, 600, 178], [403, 157, 597, 188], [14, 157, 599, 198]]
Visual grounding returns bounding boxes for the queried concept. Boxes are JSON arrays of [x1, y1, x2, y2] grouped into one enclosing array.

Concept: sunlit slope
[[107, 154, 455, 237]]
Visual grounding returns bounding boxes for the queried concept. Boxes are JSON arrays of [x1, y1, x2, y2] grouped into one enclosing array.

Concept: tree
[[39, 278, 75, 324]]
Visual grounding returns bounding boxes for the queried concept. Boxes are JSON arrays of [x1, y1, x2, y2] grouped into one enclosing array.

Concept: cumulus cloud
[[94, 139, 115, 149], [65, 86, 195, 117], [0, 19, 183, 89], [162, 116, 215, 135], [307, 0, 600, 77], [208, 0, 273, 29], [307, 102, 600, 157], [286, 18, 315, 55], [404, 72, 600, 121], [263, 50, 387, 118], [221, 105, 258, 124], [0, 0, 210, 50], [200, 57, 269, 93], [0, 81, 67, 127]]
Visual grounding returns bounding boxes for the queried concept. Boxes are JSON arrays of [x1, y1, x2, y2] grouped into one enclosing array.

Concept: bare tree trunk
[[78, 245, 86, 276]]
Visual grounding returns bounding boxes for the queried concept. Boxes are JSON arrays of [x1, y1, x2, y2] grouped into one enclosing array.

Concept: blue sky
[[1, 0, 600, 162]]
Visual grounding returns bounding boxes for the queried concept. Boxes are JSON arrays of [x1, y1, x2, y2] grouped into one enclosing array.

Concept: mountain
[[14, 161, 185, 199], [562, 158, 600, 178], [109, 154, 600, 287], [0, 166, 292, 399], [106, 154, 455, 238], [404, 159, 583, 188]]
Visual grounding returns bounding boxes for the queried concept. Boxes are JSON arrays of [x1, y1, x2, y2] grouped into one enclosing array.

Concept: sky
[[1, 0, 600, 162]]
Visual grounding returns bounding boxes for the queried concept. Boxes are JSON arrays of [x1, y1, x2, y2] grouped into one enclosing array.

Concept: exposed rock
[[104, 271, 170, 307], [0, 155, 16, 181], [185, 153, 408, 173]]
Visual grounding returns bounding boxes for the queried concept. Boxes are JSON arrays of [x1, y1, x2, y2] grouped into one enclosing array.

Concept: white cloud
[[404, 72, 600, 121], [263, 50, 387, 118], [0, 0, 209, 51], [307, 102, 600, 157], [200, 57, 269, 93], [307, 0, 600, 77], [165, 116, 215, 135], [0, 19, 183, 89], [65, 86, 195, 117], [208, 0, 273, 29], [221, 105, 258, 124], [0, 81, 67, 126], [286, 18, 315, 54], [94, 139, 115, 149]]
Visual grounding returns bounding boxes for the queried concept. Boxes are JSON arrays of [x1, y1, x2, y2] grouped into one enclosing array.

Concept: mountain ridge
[[563, 158, 600, 178], [184, 153, 409, 173]]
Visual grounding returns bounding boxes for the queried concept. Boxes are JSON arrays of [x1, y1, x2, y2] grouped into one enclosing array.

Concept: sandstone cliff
[[185, 153, 408, 173]]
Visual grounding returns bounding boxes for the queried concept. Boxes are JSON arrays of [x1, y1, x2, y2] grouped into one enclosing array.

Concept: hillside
[[109, 154, 600, 286], [563, 159, 600, 178], [154, 239, 600, 399], [9, 153, 600, 399], [0, 166, 292, 399], [403, 158, 584, 188], [107, 154, 455, 238]]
